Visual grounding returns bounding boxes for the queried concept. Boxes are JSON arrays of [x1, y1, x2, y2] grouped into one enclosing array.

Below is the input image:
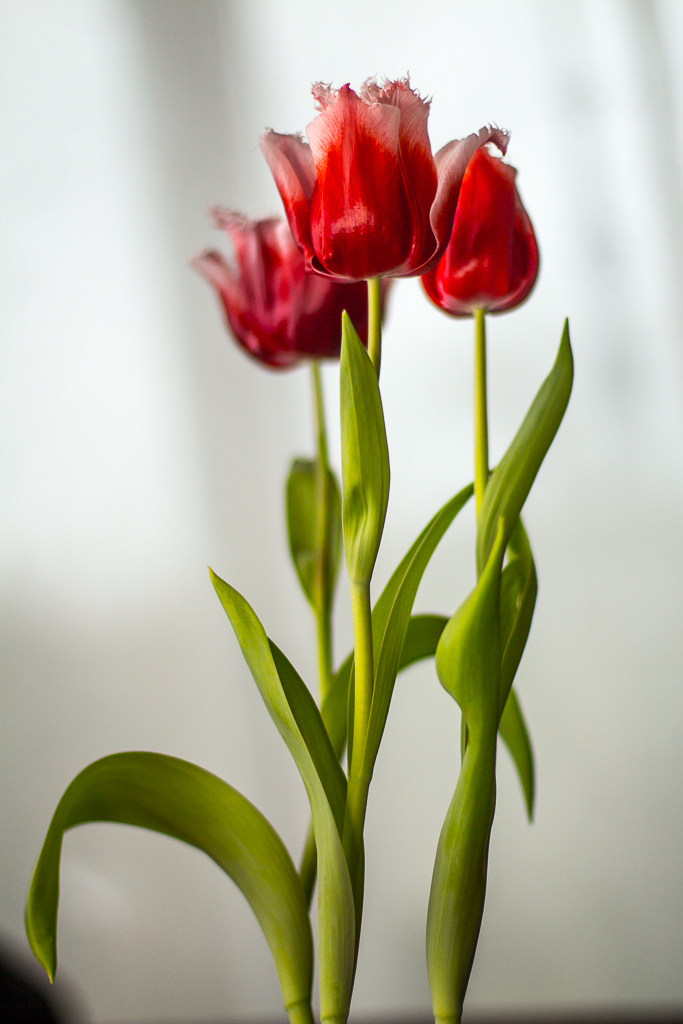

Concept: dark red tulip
[[260, 78, 508, 282], [421, 144, 539, 316], [193, 212, 379, 369]]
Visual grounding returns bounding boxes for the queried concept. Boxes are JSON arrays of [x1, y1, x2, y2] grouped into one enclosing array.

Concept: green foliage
[[339, 312, 390, 586], [210, 571, 355, 1024], [428, 522, 507, 1022], [286, 457, 341, 618], [363, 484, 474, 776], [499, 688, 535, 821], [477, 320, 574, 574], [428, 324, 574, 1024], [25, 752, 314, 1024]]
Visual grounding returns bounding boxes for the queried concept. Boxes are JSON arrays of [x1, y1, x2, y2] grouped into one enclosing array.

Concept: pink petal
[[258, 130, 317, 266]]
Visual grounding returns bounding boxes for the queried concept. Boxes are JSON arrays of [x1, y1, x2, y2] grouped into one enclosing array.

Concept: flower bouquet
[[25, 78, 572, 1024]]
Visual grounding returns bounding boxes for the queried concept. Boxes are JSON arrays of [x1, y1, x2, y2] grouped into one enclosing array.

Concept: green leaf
[[436, 519, 507, 736], [428, 522, 507, 1024], [364, 484, 474, 775], [499, 689, 535, 821], [477, 320, 573, 574], [396, 614, 449, 672], [286, 457, 341, 616], [499, 520, 537, 710], [25, 752, 314, 1024], [340, 312, 390, 586], [210, 571, 355, 1024], [268, 640, 346, 832]]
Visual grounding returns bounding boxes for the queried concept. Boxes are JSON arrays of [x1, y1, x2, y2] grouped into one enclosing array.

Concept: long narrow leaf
[[340, 312, 390, 586], [477, 321, 573, 573], [364, 485, 474, 774], [499, 518, 537, 715], [499, 689, 535, 821], [428, 523, 507, 1023], [26, 752, 314, 1024], [210, 572, 355, 1024]]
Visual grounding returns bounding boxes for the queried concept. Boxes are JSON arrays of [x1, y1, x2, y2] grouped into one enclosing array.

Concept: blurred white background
[[1, 1, 682, 1022]]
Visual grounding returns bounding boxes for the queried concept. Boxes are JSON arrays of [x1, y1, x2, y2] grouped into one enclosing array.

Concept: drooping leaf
[[364, 485, 474, 775], [499, 689, 535, 821], [499, 518, 538, 715], [25, 752, 314, 1024], [477, 321, 573, 574], [269, 640, 346, 832], [286, 457, 341, 616], [210, 572, 355, 1024], [340, 312, 390, 586]]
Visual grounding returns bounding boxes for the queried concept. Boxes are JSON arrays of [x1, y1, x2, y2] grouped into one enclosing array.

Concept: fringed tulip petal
[[258, 131, 318, 268], [306, 84, 408, 280], [425, 127, 510, 275]]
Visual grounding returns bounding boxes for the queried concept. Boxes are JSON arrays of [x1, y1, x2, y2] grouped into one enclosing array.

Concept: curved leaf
[[364, 484, 474, 775], [340, 312, 390, 586], [429, 523, 507, 1024], [25, 752, 314, 1024], [210, 572, 355, 1024], [477, 321, 573, 573], [499, 689, 535, 821]]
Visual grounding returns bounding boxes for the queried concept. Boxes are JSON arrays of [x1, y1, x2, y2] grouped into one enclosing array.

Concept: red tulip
[[193, 212, 378, 369], [260, 78, 508, 282], [421, 144, 539, 316]]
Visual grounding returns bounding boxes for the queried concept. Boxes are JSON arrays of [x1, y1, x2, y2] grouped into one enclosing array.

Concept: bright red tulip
[[421, 144, 539, 316], [259, 78, 508, 282], [193, 212, 378, 369]]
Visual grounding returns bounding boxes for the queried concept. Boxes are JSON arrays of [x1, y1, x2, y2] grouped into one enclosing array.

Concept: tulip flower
[[259, 78, 508, 284], [421, 143, 539, 316], [193, 211, 374, 369]]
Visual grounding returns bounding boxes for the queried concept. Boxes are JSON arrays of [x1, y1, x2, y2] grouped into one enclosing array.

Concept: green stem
[[427, 730, 497, 1024], [348, 580, 373, 777], [343, 578, 374, 942], [473, 308, 488, 518], [298, 363, 335, 905], [310, 361, 334, 701], [366, 278, 382, 376], [286, 998, 316, 1024]]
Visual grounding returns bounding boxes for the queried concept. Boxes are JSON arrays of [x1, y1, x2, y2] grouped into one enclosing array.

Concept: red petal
[[421, 146, 538, 316], [365, 79, 438, 273], [258, 131, 318, 269], [305, 84, 412, 280], [418, 126, 510, 276]]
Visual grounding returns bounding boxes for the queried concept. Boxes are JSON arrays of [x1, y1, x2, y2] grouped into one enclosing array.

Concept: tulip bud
[[422, 145, 539, 316]]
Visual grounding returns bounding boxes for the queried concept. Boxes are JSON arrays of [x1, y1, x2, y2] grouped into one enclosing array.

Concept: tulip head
[[260, 78, 508, 283], [421, 144, 539, 316], [193, 212, 375, 369]]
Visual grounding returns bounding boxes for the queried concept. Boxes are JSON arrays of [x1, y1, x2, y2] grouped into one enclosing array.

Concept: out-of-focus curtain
[[1, 1, 681, 1021]]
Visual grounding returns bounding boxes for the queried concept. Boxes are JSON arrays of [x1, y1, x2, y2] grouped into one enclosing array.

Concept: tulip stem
[[473, 308, 489, 517], [344, 577, 374, 942], [310, 361, 333, 700], [366, 278, 382, 377]]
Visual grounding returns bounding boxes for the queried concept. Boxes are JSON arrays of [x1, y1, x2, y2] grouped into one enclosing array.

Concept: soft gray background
[[1, 1, 682, 1022]]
